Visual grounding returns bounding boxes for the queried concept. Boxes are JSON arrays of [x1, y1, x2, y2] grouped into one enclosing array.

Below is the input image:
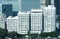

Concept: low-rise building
[[7, 16, 19, 32]]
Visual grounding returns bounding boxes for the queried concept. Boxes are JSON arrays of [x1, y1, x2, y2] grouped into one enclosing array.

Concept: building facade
[[18, 11, 29, 34], [0, 13, 6, 29], [7, 16, 19, 32], [2, 4, 12, 17], [43, 5, 56, 32], [30, 9, 42, 34]]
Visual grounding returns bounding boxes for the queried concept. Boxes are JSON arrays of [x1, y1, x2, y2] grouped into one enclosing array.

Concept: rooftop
[[31, 9, 43, 13], [7, 16, 18, 19]]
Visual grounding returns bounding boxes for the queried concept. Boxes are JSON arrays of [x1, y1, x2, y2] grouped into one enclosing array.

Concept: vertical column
[[46, 0, 51, 6], [18, 0, 21, 11], [51, 0, 54, 5], [40, 0, 46, 8]]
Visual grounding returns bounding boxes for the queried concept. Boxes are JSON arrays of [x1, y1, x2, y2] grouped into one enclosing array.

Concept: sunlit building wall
[[18, 11, 29, 34], [30, 9, 42, 34], [43, 5, 56, 32], [7, 16, 19, 32], [0, 13, 6, 29]]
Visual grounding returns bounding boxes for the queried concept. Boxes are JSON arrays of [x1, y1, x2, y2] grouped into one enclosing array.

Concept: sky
[[21, 0, 40, 11]]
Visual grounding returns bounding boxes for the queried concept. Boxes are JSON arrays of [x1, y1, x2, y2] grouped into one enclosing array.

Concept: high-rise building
[[30, 9, 42, 34], [2, 0, 19, 12], [0, 3, 13, 17], [7, 16, 19, 32], [0, 0, 19, 17], [51, 0, 54, 5], [43, 0, 54, 6], [17, 11, 29, 34], [2, 4, 12, 17], [43, 5, 56, 32], [54, 0, 60, 34], [54, 0, 60, 15]]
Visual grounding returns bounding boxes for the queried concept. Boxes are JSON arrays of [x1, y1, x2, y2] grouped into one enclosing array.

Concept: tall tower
[[44, 0, 46, 7], [40, 0, 46, 8], [40, 0, 50, 8], [18, 0, 21, 11], [51, 0, 54, 5], [42, 0, 54, 7]]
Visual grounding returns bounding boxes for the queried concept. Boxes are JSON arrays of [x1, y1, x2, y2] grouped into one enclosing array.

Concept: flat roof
[[7, 16, 18, 19]]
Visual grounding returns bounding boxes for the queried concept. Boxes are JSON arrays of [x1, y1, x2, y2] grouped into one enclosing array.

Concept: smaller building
[[7, 16, 19, 32]]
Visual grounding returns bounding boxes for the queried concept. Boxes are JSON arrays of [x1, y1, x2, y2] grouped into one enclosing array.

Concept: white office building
[[18, 11, 29, 34], [30, 9, 42, 34], [7, 16, 19, 32], [43, 5, 56, 32], [0, 13, 6, 29]]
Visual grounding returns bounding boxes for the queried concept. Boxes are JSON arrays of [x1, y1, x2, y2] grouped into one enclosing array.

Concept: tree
[[8, 31, 27, 39], [39, 32, 49, 37], [17, 34, 26, 38], [49, 32, 58, 37], [0, 28, 6, 36], [0, 27, 6, 39], [7, 31, 18, 39], [28, 33, 39, 39], [39, 32, 58, 37]]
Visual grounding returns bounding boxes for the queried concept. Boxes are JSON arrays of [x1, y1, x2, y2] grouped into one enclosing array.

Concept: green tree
[[17, 34, 26, 39], [7, 31, 18, 39], [40, 32, 58, 37], [39, 32, 48, 37], [0, 27, 6, 39], [8, 31, 26, 39], [29, 33, 39, 39], [49, 32, 58, 37]]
